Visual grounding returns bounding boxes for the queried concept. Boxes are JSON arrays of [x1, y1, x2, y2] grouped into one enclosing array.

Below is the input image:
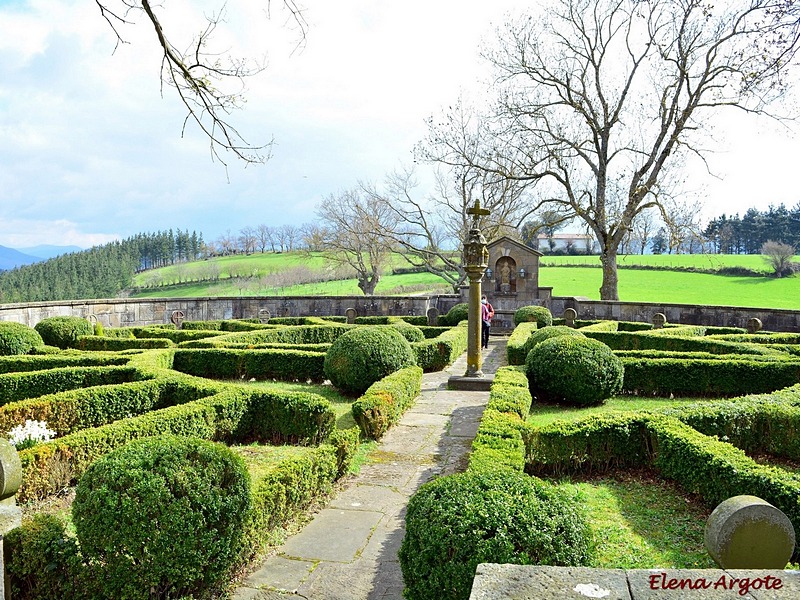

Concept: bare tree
[[423, 0, 800, 299], [316, 188, 398, 295], [95, 1, 307, 166], [661, 200, 704, 255], [632, 209, 656, 255], [364, 161, 546, 292], [300, 222, 326, 251], [215, 229, 236, 255], [761, 240, 797, 277], [255, 224, 272, 253], [239, 226, 257, 254], [281, 224, 300, 252]]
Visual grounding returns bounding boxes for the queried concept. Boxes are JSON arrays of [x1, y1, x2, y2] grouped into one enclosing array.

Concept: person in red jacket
[[481, 295, 494, 349]]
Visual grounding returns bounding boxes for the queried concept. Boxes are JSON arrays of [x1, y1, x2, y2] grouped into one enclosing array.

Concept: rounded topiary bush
[[324, 326, 416, 395], [0, 322, 44, 356], [527, 325, 585, 348], [525, 335, 624, 405], [34, 316, 92, 349], [400, 470, 593, 600], [441, 303, 469, 326], [73, 435, 252, 600], [513, 305, 553, 328], [389, 323, 426, 343]]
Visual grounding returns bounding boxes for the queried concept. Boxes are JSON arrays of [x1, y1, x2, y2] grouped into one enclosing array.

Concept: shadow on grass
[[551, 469, 716, 570]]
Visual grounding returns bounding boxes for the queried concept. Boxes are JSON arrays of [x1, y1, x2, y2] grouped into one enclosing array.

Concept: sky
[[1, 0, 800, 250]]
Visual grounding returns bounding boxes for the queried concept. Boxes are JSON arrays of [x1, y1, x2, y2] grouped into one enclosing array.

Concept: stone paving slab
[[241, 556, 316, 593], [280, 508, 383, 562], [353, 460, 428, 489], [392, 412, 450, 428], [298, 560, 405, 600], [328, 483, 408, 513]]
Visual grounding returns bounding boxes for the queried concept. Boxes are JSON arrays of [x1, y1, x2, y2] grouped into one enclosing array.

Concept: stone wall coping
[[470, 564, 800, 599]]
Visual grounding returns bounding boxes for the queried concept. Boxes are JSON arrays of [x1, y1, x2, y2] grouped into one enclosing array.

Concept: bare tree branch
[[95, 1, 307, 167]]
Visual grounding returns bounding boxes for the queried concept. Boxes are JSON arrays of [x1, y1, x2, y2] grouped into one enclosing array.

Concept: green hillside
[[127, 252, 800, 310]]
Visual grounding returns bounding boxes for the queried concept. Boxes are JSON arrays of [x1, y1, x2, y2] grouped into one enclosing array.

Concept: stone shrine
[[462, 236, 552, 331]]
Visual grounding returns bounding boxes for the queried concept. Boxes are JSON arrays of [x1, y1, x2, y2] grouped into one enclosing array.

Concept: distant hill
[[0, 246, 39, 270], [16, 245, 83, 260]]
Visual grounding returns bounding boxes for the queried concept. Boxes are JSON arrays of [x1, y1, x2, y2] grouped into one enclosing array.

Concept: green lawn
[[555, 473, 715, 569], [539, 266, 800, 309], [527, 396, 714, 428]]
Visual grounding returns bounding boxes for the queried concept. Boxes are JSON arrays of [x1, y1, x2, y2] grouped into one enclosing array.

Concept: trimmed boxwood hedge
[[0, 353, 129, 374], [513, 305, 553, 327], [0, 322, 44, 356], [34, 317, 93, 349], [0, 373, 223, 437], [438, 303, 468, 326], [411, 323, 468, 372], [581, 329, 776, 355], [213, 323, 351, 346], [324, 327, 416, 395], [521, 396, 800, 559], [620, 356, 800, 397], [507, 322, 538, 365], [399, 470, 593, 600], [173, 348, 327, 382], [76, 336, 174, 351], [16, 382, 337, 502], [0, 366, 142, 406], [73, 435, 253, 600], [6, 432, 360, 600], [468, 366, 531, 474], [352, 366, 423, 439], [525, 336, 624, 406]]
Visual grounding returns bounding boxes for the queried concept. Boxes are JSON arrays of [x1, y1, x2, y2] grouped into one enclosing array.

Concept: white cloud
[[0, 0, 798, 250], [0, 218, 119, 248]]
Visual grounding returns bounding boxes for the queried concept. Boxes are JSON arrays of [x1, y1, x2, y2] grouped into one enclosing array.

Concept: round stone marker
[[705, 495, 796, 569], [747, 317, 763, 334], [651, 313, 667, 329], [563, 308, 577, 327]]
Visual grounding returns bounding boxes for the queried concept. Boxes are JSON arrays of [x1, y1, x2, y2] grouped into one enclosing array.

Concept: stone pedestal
[[0, 440, 22, 600], [705, 495, 795, 569]]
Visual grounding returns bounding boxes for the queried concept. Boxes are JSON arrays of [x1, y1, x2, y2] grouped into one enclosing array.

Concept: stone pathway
[[233, 338, 508, 600]]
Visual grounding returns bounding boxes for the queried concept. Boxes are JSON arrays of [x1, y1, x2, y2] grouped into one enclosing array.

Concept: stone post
[[462, 200, 490, 378], [0, 439, 22, 600]]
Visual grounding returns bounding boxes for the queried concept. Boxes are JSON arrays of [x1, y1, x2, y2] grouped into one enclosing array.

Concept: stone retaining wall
[[550, 298, 800, 332], [0, 295, 798, 332], [0, 296, 451, 328]]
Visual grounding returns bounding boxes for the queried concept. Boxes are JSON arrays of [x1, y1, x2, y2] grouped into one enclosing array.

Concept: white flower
[[7, 420, 56, 449]]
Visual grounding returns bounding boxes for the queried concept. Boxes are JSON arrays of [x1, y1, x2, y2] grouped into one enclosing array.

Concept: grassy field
[[541, 253, 793, 271], [129, 251, 800, 309], [539, 266, 800, 308]]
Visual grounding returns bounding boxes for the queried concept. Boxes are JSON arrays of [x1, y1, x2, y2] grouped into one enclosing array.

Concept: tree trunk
[[359, 274, 379, 295], [599, 250, 619, 301]]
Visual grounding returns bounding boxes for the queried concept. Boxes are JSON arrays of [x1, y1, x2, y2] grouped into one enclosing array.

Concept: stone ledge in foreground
[[470, 564, 800, 599]]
